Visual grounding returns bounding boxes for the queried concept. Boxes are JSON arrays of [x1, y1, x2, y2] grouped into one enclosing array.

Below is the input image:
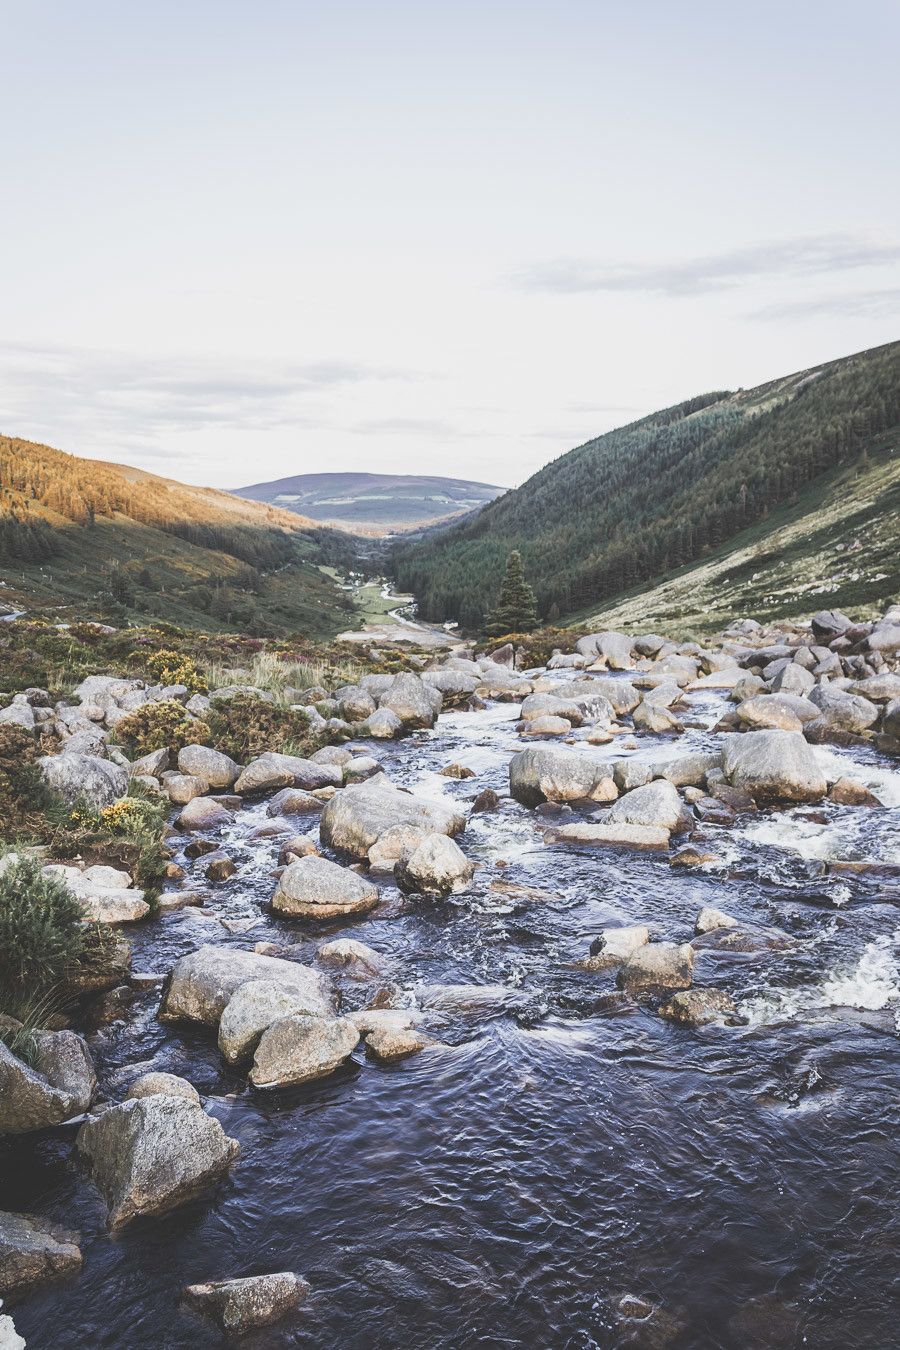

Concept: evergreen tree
[[486, 550, 539, 635]]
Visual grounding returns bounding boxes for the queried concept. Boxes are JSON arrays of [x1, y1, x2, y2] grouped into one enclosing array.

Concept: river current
[[4, 674, 899, 1348]]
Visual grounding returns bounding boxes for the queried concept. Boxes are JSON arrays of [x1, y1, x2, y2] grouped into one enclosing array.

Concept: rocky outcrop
[[159, 945, 334, 1027], [249, 1014, 360, 1088], [320, 775, 466, 859], [76, 1095, 240, 1229], [271, 855, 379, 920], [182, 1272, 309, 1334]]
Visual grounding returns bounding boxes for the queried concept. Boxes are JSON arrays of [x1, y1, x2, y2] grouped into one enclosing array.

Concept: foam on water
[[741, 930, 900, 1026]]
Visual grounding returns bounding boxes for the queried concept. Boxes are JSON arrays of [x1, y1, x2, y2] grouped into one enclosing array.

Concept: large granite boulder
[[552, 678, 640, 717], [37, 753, 127, 808], [0, 1032, 95, 1135], [76, 1095, 240, 1229], [378, 673, 441, 729], [603, 779, 687, 832], [320, 775, 465, 859], [509, 746, 617, 807], [235, 753, 342, 796], [159, 945, 334, 1027], [249, 1015, 360, 1088], [271, 855, 379, 920], [720, 731, 826, 802], [807, 684, 880, 733], [177, 744, 240, 788]]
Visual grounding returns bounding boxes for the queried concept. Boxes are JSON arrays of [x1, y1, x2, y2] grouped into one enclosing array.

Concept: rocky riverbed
[[1, 608, 899, 1347]]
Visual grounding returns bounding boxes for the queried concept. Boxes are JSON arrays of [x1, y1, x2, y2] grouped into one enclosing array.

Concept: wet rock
[[519, 692, 584, 725], [603, 779, 687, 833], [321, 775, 465, 859], [316, 939, 386, 979], [808, 684, 879, 733], [633, 701, 682, 733], [272, 854, 379, 919], [125, 1072, 200, 1104], [509, 745, 618, 807], [660, 988, 736, 1026], [37, 753, 127, 808], [581, 925, 650, 969], [554, 676, 639, 717], [670, 845, 719, 868], [266, 787, 323, 816], [470, 788, 501, 814], [394, 834, 475, 895], [182, 1272, 309, 1334], [613, 1292, 686, 1349], [249, 1014, 360, 1088], [548, 822, 670, 851], [278, 834, 319, 864], [0, 1032, 95, 1135], [522, 714, 572, 736], [736, 695, 811, 732], [440, 762, 475, 779], [728, 1293, 802, 1349], [159, 945, 334, 1027], [695, 906, 737, 934], [617, 943, 694, 994], [177, 744, 240, 787], [217, 979, 334, 1065], [364, 1026, 430, 1061], [205, 855, 236, 883], [176, 797, 233, 832], [235, 753, 342, 796], [0, 1210, 82, 1299], [720, 730, 826, 802], [367, 823, 434, 872], [828, 777, 881, 806], [76, 1096, 240, 1229], [184, 837, 219, 859]]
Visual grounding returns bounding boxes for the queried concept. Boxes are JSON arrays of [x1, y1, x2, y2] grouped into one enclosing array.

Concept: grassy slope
[[575, 430, 900, 638]]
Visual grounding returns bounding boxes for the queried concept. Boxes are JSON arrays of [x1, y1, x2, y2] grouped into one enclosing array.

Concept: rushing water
[[4, 677, 900, 1348]]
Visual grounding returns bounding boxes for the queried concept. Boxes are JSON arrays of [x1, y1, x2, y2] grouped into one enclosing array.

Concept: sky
[[0, 0, 898, 491]]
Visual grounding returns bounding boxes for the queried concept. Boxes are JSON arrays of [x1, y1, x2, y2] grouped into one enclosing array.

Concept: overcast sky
[[1, 1, 898, 490]]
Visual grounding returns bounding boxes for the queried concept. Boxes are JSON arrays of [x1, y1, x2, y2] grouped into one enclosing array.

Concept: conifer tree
[[486, 550, 539, 635]]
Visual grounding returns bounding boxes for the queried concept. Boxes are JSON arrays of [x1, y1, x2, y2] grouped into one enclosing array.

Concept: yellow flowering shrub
[[146, 649, 207, 694], [117, 700, 210, 757]]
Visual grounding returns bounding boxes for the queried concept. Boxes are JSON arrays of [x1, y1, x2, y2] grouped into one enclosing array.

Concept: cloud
[[350, 416, 478, 438], [749, 287, 900, 321], [0, 340, 409, 452], [516, 233, 900, 297]]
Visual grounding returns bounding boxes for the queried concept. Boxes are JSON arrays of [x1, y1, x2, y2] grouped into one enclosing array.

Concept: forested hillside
[[393, 341, 900, 629], [0, 437, 359, 635]]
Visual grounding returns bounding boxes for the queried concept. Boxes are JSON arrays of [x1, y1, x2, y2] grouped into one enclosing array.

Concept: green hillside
[[0, 436, 358, 636], [393, 340, 900, 631]]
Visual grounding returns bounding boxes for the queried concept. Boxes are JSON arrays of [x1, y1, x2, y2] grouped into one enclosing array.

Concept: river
[[4, 672, 899, 1348]]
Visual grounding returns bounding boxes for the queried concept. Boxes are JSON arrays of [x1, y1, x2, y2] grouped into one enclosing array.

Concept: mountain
[[393, 340, 900, 632], [233, 471, 504, 530], [0, 436, 361, 636]]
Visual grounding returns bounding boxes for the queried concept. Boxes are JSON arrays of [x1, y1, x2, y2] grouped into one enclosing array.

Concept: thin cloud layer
[[517, 234, 900, 297], [751, 287, 900, 322]]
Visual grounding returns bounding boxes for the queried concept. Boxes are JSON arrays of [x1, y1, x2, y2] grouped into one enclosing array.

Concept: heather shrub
[[146, 648, 207, 694], [116, 700, 209, 757], [207, 693, 312, 760]]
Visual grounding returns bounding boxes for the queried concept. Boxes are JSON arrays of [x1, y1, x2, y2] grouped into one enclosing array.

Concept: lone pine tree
[[486, 550, 539, 635]]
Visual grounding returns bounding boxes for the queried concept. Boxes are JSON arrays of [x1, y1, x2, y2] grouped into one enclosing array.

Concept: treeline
[[393, 341, 900, 628], [0, 436, 311, 568]]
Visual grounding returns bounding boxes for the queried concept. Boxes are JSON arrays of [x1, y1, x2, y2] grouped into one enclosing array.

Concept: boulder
[[0, 1032, 95, 1135], [519, 692, 584, 724], [235, 753, 342, 796], [633, 702, 682, 733], [159, 945, 334, 1027], [176, 797, 233, 832], [182, 1272, 309, 1334], [421, 669, 479, 697], [576, 631, 634, 669], [661, 988, 736, 1025], [720, 731, 827, 802], [522, 714, 572, 736], [130, 748, 170, 778], [509, 746, 618, 807], [76, 1095, 240, 1229], [337, 687, 377, 722], [811, 609, 852, 641], [0, 1210, 82, 1299], [807, 685, 879, 733], [548, 822, 670, 851], [364, 1026, 430, 1061], [249, 1015, 360, 1088], [849, 672, 900, 703], [868, 622, 900, 655], [316, 939, 386, 979], [553, 677, 639, 716], [770, 662, 816, 696], [366, 707, 404, 739], [0, 699, 35, 731], [613, 760, 653, 792], [320, 776, 465, 859], [650, 752, 722, 788], [603, 779, 687, 832], [272, 855, 379, 920], [394, 834, 475, 895], [735, 694, 818, 732], [367, 823, 435, 872], [580, 925, 649, 970], [378, 673, 440, 729], [266, 787, 323, 816], [37, 753, 127, 808], [217, 979, 334, 1065], [177, 745, 240, 788], [617, 943, 694, 994], [125, 1072, 200, 1104], [165, 773, 209, 806]]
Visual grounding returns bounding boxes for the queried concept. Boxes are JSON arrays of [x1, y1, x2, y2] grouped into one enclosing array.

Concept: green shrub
[[207, 693, 312, 761], [116, 700, 209, 757], [146, 648, 207, 694], [0, 855, 86, 1017], [0, 725, 54, 835]]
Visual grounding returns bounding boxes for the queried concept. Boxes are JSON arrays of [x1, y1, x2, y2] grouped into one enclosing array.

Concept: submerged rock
[[272, 854, 379, 920], [76, 1096, 240, 1229], [0, 1210, 82, 1299], [249, 1014, 360, 1088], [182, 1272, 309, 1334]]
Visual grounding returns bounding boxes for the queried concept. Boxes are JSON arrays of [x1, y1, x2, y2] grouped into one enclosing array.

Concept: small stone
[[440, 763, 475, 779], [205, 856, 236, 883], [660, 988, 736, 1026], [182, 1272, 309, 1334], [695, 906, 737, 935], [470, 788, 500, 814], [670, 845, 719, 868], [364, 1026, 430, 1061]]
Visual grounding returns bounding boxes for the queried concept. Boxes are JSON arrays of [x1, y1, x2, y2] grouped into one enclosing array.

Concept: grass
[[203, 648, 366, 703]]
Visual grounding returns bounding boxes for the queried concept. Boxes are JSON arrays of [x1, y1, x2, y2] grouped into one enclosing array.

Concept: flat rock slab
[[547, 823, 671, 850]]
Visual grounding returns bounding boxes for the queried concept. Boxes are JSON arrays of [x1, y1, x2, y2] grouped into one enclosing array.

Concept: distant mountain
[[0, 437, 361, 636], [393, 340, 900, 631], [233, 471, 504, 529]]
